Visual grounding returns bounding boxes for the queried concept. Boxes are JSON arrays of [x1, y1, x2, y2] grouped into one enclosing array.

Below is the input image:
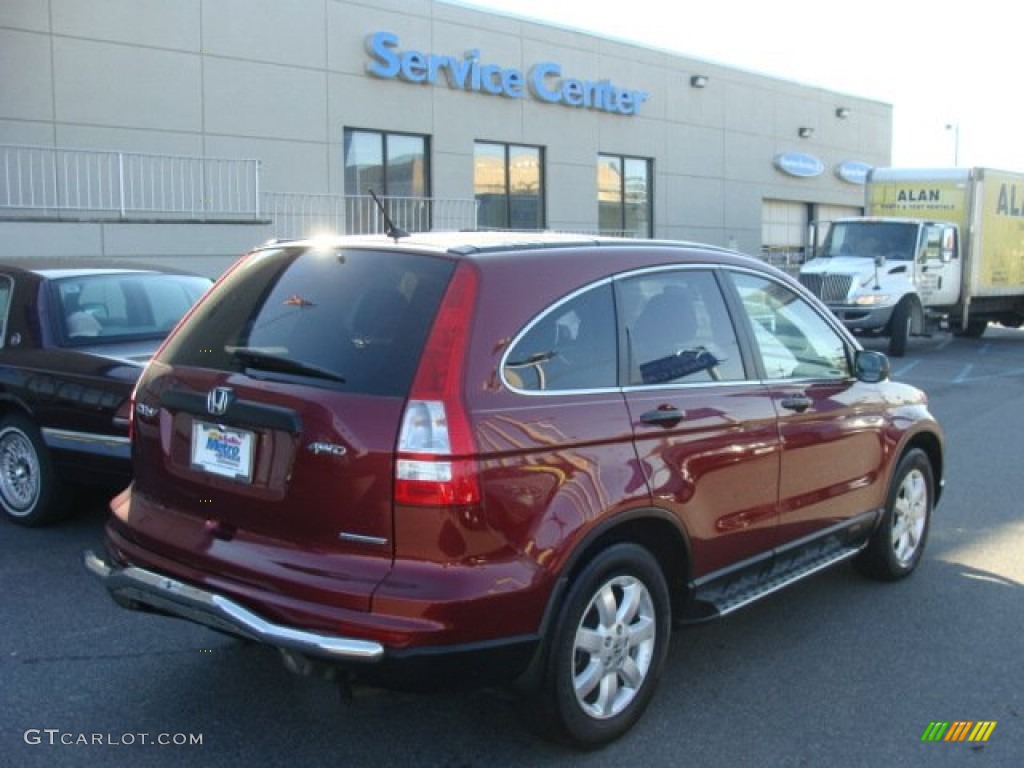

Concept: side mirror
[[855, 349, 890, 383]]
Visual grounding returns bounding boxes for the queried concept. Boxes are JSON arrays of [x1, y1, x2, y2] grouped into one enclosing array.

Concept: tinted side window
[[729, 272, 851, 380], [504, 283, 616, 391], [159, 248, 455, 397], [618, 269, 744, 385]]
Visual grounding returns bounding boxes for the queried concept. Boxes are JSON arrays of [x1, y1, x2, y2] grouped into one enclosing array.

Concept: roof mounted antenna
[[368, 189, 409, 242]]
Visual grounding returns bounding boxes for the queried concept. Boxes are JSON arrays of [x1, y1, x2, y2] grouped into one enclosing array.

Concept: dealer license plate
[[191, 421, 255, 482]]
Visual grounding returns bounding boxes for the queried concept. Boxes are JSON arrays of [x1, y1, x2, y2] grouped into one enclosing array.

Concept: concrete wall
[[0, 0, 892, 259], [0, 220, 268, 277]]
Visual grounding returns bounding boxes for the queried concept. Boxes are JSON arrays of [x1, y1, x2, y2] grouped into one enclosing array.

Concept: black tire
[[855, 448, 933, 581], [538, 543, 671, 748], [996, 315, 1022, 329], [951, 318, 987, 338], [888, 300, 911, 357], [0, 413, 70, 527]]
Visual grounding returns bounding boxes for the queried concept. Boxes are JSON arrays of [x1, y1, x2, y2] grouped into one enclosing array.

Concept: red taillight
[[394, 262, 481, 507], [394, 454, 481, 506]]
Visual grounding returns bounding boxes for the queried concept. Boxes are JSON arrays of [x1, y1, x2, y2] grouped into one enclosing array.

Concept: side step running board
[[689, 543, 864, 621]]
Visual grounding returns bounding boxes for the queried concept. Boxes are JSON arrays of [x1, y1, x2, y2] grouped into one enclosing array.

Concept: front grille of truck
[[798, 274, 853, 303]]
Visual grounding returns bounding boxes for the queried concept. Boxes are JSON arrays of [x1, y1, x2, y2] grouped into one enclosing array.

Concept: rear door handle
[[780, 395, 812, 413], [640, 406, 685, 426]]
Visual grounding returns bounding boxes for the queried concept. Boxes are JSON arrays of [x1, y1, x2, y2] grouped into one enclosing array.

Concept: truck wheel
[[0, 414, 70, 527], [996, 315, 1022, 329], [952, 318, 987, 338], [888, 300, 911, 357], [855, 448, 933, 581], [538, 543, 671, 747]]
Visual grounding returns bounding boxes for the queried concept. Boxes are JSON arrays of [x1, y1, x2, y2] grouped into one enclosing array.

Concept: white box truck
[[799, 167, 1024, 355]]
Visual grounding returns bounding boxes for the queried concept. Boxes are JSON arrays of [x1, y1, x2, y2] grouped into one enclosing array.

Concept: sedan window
[[55, 273, 211, 343]]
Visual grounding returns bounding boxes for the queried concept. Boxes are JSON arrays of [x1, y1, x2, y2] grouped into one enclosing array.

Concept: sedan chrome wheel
[[0, 425, 41, 515], [572, 575, 657, 720], [0, 415, 68, 526]]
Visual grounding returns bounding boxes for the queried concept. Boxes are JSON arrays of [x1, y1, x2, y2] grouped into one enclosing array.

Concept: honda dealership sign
[[774, 153, 825, 178]]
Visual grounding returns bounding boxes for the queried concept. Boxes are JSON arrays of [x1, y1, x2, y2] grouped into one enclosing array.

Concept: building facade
[[0, 0, 891, 276]]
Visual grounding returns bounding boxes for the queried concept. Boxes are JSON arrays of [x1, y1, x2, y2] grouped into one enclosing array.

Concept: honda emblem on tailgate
[[207, 387, 235, 416]]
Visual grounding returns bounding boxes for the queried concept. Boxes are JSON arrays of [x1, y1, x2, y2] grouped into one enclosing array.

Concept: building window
[[598, 154, 652, 237], [474, 142, 545, 230], [344, 129, 430, 233]]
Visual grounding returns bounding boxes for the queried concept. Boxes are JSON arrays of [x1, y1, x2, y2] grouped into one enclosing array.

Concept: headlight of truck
[[852, 293, 891, 306]]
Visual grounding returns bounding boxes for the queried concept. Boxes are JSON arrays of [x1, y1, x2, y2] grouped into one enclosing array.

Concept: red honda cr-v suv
[[87, 232, 943, 746]]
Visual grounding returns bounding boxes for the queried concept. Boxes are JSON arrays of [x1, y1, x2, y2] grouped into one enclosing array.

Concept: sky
[[457, 0, 1019, 170]]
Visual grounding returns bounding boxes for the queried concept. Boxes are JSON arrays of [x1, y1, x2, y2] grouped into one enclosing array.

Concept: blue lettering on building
[[365, 31, 648, 116]]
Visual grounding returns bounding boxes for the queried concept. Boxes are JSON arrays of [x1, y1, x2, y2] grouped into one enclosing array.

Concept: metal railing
[[264, 192, 479, 240], [760, 247, 806, 275], [0, 144, 261, 219], [549, 228, 635, 238]]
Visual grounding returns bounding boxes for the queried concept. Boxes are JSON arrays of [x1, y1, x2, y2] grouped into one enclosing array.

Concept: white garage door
[[762, 201, 865, 267], [761, 200, 809, 270]]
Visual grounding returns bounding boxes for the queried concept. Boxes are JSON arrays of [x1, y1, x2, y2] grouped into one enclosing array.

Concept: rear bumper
[[84, 547, 544, 686], [83, 549, 384, 663]]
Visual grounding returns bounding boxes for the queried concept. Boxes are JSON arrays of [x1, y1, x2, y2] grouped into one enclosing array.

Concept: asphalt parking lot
[[2, 327, 1022, 768]]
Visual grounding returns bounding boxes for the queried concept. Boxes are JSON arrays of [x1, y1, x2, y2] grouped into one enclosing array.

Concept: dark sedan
[[0, 261, 211, 526]]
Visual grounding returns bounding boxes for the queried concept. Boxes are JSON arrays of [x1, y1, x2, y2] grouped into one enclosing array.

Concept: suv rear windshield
[[157, 246, 456, 397]]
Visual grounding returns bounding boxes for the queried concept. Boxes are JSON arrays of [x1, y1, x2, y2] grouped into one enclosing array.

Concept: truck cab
[[799, 217, 961, 356]]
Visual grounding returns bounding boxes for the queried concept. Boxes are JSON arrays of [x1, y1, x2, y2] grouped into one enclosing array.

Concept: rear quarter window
[[503, 282, 617, 392], [158, 247, 455, 397]]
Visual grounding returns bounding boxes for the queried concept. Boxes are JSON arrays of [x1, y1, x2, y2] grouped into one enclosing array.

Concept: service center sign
[[366, 31, 649, 116]]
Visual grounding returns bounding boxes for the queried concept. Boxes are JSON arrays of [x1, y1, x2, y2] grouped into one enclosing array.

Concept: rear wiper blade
[[229, 347, 346, 383]]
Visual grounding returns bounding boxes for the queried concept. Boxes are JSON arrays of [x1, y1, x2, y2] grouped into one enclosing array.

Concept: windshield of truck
[[820, 222, 918, 261]]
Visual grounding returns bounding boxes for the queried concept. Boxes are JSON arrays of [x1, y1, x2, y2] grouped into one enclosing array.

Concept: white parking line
[[948, 365, 1024, 383], [953, 364, 974, 384], [893, 360, 921, 378]]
